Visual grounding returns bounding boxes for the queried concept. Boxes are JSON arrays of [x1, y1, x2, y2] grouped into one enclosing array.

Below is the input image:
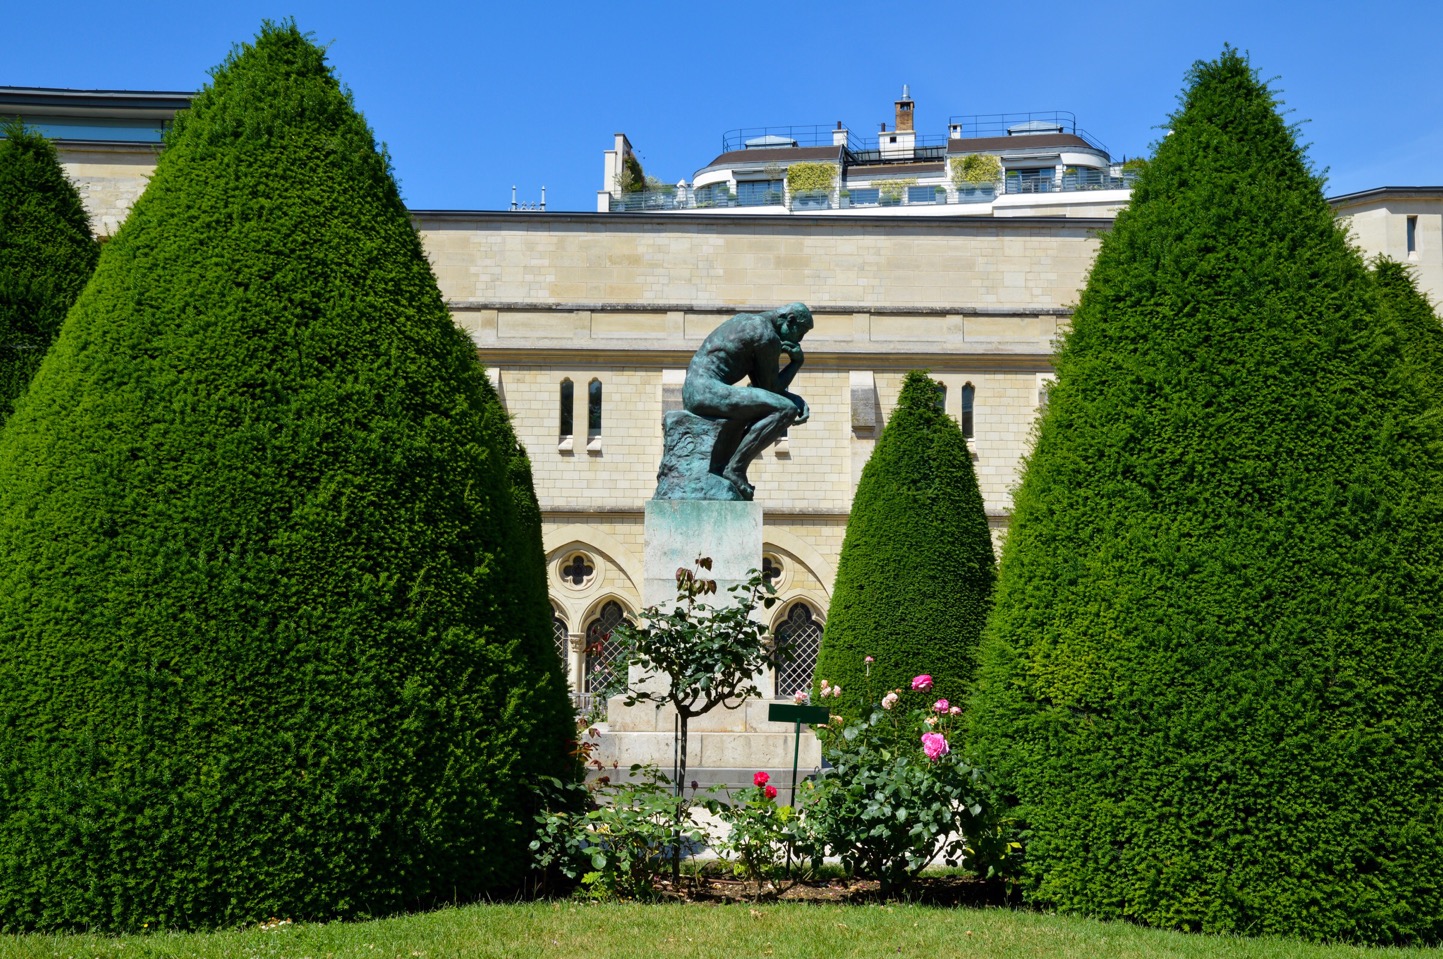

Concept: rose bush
[[799, 667, 1019, 894], [706, 770, 801, 897]]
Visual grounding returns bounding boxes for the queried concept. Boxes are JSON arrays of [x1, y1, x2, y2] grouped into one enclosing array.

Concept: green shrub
[[951, 154, 1001, 186], [0, 119, 98, 428], [801, 675, 1018, 895], [967, 48, 1443, 943], [785, 162, 837, 195], [531, 766, 714, 901], [0, 21, 574, 932], [815, 371, 994, 716], [1374, 257, 1443, 407]]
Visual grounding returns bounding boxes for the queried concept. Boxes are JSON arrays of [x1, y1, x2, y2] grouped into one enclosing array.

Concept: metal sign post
[[767, 702, 831, 807]]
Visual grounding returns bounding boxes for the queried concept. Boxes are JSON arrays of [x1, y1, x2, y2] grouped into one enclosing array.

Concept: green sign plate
[[767, 703, 831, 725]]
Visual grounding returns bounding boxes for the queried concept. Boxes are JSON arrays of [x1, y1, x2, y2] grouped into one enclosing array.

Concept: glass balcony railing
[[607, 171, 1136, 213]]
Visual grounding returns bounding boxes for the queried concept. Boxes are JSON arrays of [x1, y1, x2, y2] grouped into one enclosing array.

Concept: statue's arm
[[776, 343, 803, 391]]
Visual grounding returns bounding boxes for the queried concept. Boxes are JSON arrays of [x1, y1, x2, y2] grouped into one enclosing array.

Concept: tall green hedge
[[0, 119, 98, 428], [0, 22, 575, 932], [966, 49, 1443, 943], [1374, 257, 1443, 407], [814, 371, 994, 713]]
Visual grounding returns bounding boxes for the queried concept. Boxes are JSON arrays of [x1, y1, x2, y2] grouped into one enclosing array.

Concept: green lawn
[[1, 902, 1436, 959]]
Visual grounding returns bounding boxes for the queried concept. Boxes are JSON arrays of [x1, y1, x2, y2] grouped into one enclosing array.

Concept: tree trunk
[[672, 710, 690, 886]]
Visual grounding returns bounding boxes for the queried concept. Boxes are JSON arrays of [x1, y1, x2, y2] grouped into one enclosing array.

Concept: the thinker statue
[[655, 302, 813, 501]]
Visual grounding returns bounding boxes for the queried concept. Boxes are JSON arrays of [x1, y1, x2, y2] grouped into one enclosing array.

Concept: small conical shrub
[[967, 49, 1443, 943], [814, 371, 994, 712], [0, 22, 574, 932], [0, 119, 98, 427]]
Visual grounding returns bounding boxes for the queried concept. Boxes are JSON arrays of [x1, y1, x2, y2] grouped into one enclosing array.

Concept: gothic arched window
[[961, 382, 975, 439], [552, 614, 569, 662], [584, 601, 630, 694], [774, 603, 823, 699]]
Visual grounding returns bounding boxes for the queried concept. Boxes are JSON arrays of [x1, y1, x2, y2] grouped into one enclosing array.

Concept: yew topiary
[[814, 371, 994, 715], [0, 119, 98, 427], [1374, 257, 1443, 407], [967, 49, 1443, 943], [0, 22, 574, 932]]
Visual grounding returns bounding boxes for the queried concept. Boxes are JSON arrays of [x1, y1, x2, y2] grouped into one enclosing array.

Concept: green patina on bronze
[[655, 302, 813, 501]]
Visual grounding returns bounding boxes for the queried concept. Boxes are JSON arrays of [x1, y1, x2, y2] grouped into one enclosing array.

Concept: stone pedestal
[[596, 499, 822, 783], [642, 499, 761, 606]]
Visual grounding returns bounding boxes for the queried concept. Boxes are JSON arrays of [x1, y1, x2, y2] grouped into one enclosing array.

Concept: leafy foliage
[[967, 48, 1443, 943], [609, 560, 781, 882], [951, 154, 1002, 186], [784, 162, 837, 195], [0, 22, 574, 932], [1374, 257, 1443, 408], [802, 672, 1018, 894], [0, 119, 98, 427], [705, 772, 800, 896], [618, 152, 645, 193], [531, 766, 712, 901], [816, 371, 995, 718]]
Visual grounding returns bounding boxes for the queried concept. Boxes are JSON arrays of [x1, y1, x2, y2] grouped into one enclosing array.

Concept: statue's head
[[770, 302, 813, 343]]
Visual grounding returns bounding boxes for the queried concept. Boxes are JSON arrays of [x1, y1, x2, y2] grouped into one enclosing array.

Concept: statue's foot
[[722, 466, 755, 500]]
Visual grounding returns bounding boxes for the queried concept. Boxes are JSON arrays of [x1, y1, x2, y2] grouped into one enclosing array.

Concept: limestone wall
[[417, 212, 1107, 707]]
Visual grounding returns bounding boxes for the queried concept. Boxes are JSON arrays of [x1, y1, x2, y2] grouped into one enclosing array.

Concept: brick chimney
[[895, 84, 914, 133]]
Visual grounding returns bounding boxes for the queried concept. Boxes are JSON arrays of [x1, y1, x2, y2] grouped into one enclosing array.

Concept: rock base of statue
[[654, 410, 748, 501]]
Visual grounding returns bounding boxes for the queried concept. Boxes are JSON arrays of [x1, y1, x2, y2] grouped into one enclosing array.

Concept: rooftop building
[[599, 87, 1136, 218]]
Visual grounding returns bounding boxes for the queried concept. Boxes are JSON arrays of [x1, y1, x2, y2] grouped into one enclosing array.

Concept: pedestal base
[[598, 499, 821, 777]]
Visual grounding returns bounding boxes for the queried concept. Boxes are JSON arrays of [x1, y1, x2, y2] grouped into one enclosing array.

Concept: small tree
[[613, 558, 779, 881], [0, 119, 98, 427], [816, 371, 995, 717]]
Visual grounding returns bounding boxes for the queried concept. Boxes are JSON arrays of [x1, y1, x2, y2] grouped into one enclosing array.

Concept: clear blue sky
[[8, 0, 1441, 211]]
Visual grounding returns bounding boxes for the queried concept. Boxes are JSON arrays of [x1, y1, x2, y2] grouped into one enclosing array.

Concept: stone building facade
[[4, 86, 1440, 735]]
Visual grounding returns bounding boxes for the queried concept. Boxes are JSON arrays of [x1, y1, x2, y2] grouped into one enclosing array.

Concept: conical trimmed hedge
[[1374, 258, 1443, 407], [968, 50, 1443, 943], [0, 119, 98, 428], [815, 371, 995, 713], [0, 22, 574, 932]]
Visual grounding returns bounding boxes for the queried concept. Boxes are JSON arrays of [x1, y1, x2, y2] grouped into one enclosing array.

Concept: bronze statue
[[656, 303, 813, 501]]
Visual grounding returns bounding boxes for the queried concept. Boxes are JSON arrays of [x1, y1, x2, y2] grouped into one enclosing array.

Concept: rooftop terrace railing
[[948, 111, 1110, 155], [607, 170, 1137, 212]]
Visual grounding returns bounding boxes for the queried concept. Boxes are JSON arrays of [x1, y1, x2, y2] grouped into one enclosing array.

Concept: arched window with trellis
[[551, 612, 569, 663], [774, 602, 823, 699], [584, 600, 631, 695]]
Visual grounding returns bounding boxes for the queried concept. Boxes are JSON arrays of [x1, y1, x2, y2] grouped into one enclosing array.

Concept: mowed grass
[[1, 902, 1438, 959]]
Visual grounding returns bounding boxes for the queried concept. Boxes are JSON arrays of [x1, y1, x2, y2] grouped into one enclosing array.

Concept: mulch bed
[[653, 870, 1019, 907]]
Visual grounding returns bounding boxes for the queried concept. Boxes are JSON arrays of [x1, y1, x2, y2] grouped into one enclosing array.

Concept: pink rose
[[753, 771, 770, 787], [764, 784, 778, 800], [949, 706, 962, 716], [911, 675, 933, 691], [793, 690, 809, 704], [921, 732, 950, 761], [831, 685, 842, 698], [934, 699, 949, 713], [864, 656, 874, 664], [881, 692, 899, 710]]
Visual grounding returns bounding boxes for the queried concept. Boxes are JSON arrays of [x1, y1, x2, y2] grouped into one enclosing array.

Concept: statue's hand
[[780, 341, 805, 364], [793, 399, 810, 425]]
